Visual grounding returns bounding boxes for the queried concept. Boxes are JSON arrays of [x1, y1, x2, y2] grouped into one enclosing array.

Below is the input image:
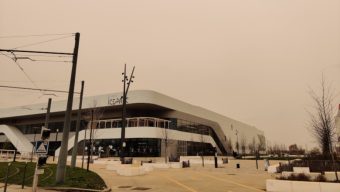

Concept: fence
[[0, 149, 35, 161], [279, 160, 340, 173]]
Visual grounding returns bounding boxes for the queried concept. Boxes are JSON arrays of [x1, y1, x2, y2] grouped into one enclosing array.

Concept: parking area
[[90, 159, 283, 192]]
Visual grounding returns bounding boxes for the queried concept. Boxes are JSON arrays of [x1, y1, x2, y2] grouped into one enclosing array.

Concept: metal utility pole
[[56, 32, 80, 184], [53, 129, 59, 162], [0, 33, 79, 184], [81, 126, 87, 169], [33, 98, 52, 192], [120, 64, 135, 163], [71, 81, 85, 168], [45, 98, 52, 128], [87, 110, 94, 171]]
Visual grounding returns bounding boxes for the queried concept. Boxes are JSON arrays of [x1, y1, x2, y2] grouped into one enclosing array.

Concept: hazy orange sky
[[1, 0, 340, 149]]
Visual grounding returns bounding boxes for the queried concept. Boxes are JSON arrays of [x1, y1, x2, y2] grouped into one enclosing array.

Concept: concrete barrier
[[266, 179, 340, 192], [142, 162, 170, 168], [268, 164, 280, 173], [179, 156, 223, 165], [116, 166, 146, 176], [324, 172, 340, 181], [293, 167, 310, 174], [282, 171, 293, 178], [169, 162, 181, 168], [141, 164, 154, 172]]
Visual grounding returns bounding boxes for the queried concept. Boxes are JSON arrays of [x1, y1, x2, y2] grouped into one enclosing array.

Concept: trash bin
[[236, 163, 240, 168]]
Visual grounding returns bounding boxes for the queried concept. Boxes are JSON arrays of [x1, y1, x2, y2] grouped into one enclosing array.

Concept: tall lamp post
[[53, 129, 59, 162], [120, 64, 135, 163]]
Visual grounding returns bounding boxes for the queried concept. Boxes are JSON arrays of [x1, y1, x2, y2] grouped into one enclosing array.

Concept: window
[[106, 121, 112, 128]]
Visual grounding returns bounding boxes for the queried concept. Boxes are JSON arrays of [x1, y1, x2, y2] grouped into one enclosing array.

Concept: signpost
[[32, 127, 50, 192]]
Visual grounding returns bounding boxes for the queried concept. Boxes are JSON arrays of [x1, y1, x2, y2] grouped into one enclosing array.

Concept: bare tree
[[257, 134, 266, 152], [248, 137, 256, 155], [308, 77, 336, 157], [240, 134, 247, 156], [308, 76, 338, 181], [162, 124, 175, 163], [82, 100, 104, 168], [235, 141, 239, 154], [226, 137, 233, 154]]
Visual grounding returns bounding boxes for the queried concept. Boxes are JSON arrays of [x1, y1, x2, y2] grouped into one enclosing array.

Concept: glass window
[[100, 121, 105, 128], [106, 121, 112, 128]]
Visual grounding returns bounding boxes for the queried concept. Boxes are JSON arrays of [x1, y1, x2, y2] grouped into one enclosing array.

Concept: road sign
[[35, 141, 49, 155]]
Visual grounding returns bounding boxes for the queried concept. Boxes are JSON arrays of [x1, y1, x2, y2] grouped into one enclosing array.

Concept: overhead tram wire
[[0, 33, 75, 39], [11, 35, 75, 50], [7, 53, 72, 58], [0, 52, 49, 96], [1, 52, 72, 63], [0, 85, 81, 94]]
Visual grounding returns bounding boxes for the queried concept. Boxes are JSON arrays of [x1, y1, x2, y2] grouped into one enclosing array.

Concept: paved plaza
[[90, 159, 283, 192], [0, 159, 283, 191]]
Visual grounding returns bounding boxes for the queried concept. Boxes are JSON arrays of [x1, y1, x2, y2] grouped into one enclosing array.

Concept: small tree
[[308, 77, 336, 158], [248, 137, 256, 155], [162, 124, 175, 163], [240, 134, 247, 156], [226, 137, 233, 154], [257, 134, 266, 152], [308, 76, 338, 181]]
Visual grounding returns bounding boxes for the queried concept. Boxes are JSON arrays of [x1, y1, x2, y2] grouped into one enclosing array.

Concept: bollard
[[214, 156, 218, 168], [4, 162, 11, 192], [21, 162, 28, 189]]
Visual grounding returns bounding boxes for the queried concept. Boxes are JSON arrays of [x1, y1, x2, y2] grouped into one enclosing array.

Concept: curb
[[42, 187, 111, 192]]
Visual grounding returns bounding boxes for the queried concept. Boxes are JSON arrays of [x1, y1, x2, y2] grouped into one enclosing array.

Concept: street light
[[53, 129, 59, 162], [120, 64, 135, 163]]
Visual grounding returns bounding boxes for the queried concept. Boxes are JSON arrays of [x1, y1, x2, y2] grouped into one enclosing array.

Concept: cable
[[8, 53, 72, 58], [0, 85, 80, 94], [1, 51, 41, 91], [1, 53, 71, 63], [0, 52, 14, 60], [12, 35, 74, 49], [12, 59, 40, 89], [28, 59, 72, 63], [0, 33, 75, 38]]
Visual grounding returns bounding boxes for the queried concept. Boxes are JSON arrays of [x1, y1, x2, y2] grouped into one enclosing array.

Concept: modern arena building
[[0, 90, 265, 158]]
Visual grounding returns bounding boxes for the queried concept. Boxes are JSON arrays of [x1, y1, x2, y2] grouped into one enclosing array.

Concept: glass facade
[[16, 120, 87, 134], [6, 116, 224, 156], [76, 138, 161, 157]]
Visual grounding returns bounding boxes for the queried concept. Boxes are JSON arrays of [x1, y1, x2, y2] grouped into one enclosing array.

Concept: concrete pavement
[[89, 159, 283, 192]]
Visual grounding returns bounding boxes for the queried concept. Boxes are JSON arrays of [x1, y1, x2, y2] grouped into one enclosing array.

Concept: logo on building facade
[[108, 96, 128, 106]]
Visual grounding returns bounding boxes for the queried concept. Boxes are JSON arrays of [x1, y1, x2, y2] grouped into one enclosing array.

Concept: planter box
[[268, 164, 280, 173], [325, 172, 339, 181], [266, 179, 340, 192], [116, 167, 146, 176]]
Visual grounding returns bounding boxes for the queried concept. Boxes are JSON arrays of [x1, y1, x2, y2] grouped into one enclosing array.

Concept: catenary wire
[[0, 33, 75, 38], [12, 35, 74, 49]]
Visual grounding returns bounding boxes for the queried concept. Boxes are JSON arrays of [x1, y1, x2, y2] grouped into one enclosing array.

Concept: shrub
[[314, 174, 327, 182]]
